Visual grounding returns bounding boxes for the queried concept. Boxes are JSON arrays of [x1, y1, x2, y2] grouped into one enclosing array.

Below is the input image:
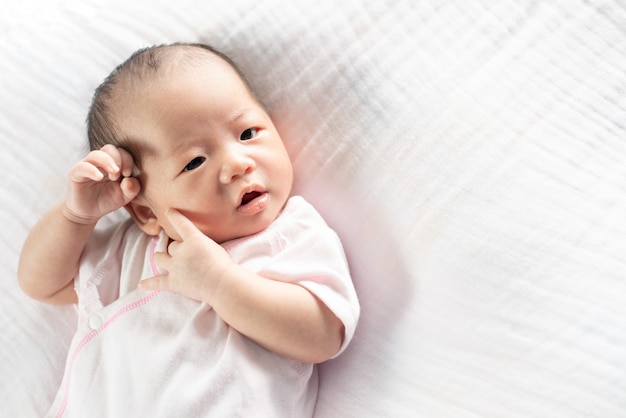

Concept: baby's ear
[[124, 197, 161, 236]]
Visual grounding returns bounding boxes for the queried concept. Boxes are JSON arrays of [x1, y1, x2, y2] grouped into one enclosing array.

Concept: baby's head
[[87, 43, 293, 243]]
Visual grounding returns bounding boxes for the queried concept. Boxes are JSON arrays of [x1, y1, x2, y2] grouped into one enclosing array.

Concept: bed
[[2, 0, 625, 416]]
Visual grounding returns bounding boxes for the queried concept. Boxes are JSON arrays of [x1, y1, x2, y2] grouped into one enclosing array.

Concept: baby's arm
[[140, 209, 344, 364], [19, 203, 99, 304], [209, 264, 343, 364], [18, 145, 140, 304]]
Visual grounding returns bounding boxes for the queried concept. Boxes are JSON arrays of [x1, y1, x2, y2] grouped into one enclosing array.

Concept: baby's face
[[114, 56, 293, 243]]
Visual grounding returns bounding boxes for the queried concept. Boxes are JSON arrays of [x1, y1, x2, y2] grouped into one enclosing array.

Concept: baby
[[18, 43, 359, 417]]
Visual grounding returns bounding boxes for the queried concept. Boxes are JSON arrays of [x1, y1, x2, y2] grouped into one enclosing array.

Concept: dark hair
[[86, 42, 262, 152]]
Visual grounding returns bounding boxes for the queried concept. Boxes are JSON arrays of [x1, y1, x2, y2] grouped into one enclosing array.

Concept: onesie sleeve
[[255, 198, 360, 358]]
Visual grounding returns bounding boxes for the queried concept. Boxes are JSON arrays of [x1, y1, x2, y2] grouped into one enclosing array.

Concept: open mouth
[[238, 190, 269, 215], [241, 191, 262, 206]]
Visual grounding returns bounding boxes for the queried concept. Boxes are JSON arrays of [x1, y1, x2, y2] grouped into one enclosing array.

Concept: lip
[[237, 187, 269, 215]]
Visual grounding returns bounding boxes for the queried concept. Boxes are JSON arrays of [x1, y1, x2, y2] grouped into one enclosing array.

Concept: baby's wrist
[[202, 261, 244, 312], [203, 261, 237, 307], [60, 202, 100, 227]]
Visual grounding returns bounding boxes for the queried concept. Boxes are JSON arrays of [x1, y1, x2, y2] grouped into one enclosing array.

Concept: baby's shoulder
[[82, 218, 151, 265]]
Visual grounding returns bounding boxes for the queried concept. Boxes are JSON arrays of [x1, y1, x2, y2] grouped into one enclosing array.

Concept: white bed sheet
[[2, 0, 625, 416]]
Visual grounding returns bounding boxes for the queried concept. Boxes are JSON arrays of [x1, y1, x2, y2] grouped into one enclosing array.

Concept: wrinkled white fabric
[[4, 1, 626, 417]]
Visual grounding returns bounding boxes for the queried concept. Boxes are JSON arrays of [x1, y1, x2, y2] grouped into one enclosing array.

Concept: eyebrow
[[229, 108, 259, 125]]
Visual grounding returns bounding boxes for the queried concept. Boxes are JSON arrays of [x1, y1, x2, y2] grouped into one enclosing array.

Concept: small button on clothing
[[88, 314, 104, 330]]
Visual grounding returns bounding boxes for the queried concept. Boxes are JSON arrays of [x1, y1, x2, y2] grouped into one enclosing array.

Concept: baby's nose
[[219, 152, 255, 184]]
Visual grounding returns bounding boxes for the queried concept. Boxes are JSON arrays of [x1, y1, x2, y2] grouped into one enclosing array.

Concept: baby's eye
[[183, 157, 205, 172], [240, 128, 258, 141]]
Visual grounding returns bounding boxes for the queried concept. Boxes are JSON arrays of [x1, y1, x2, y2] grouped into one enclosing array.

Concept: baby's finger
[[100, 144, 136, 181], [120, 177, 141, 204], [69, 161, 106, 183], [166, 209, 201, 241], [83, 149, 119, 180], [100, 144, 123, 171], [152, 251, 171, 269], [117, 147, 137, 178], [138, 274, 172, 292]]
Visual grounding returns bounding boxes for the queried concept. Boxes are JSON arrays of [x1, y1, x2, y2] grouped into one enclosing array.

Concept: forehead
[[118, 49, 247, 101]]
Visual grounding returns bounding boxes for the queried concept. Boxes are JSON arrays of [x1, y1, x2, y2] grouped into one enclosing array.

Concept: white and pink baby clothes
[[46, 196, 359, 418]]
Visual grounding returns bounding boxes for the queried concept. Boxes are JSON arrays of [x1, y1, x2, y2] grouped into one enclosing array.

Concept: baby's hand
[[139, 209, 234, 305], [64, 144, 141, 224]]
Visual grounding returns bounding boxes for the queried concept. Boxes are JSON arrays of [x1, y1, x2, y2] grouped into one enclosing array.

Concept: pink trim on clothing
[[54, 290, 160, 417], [55, 236, 162, 417]]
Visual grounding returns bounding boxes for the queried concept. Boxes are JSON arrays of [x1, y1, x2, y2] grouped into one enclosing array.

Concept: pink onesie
[[46, 196, 359, 418]]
